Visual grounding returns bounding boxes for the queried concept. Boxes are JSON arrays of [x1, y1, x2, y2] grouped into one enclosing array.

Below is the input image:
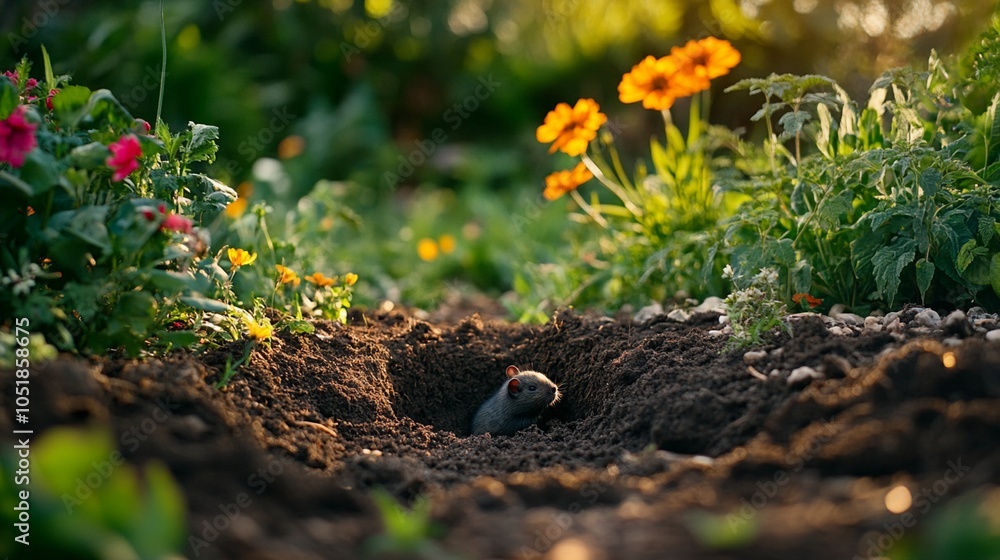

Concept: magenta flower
[[0, 106, 38, 168], [45, 89, 58, 111], [106, 134, 142, 181], [160, 213, 193, 235]]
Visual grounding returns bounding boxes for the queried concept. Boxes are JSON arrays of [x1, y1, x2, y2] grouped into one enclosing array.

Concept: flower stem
[[581, 153, 642, 218], [569, 189, 609, 228]]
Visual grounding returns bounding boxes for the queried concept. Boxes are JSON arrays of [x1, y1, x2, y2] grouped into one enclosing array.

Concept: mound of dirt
[[3, 308, 1000, 559]]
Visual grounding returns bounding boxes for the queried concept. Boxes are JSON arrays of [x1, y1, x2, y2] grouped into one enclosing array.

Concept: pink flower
[[106, 134, 142, 181], [160, 213, 193, 234], [2, 70, 17, 85], [45, 89, 58, 111], [134, 119, 151, 134], [0, 106, 38, 168]]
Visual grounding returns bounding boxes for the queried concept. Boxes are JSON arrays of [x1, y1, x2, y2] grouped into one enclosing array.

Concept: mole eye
[[528, 385, 537, 391]]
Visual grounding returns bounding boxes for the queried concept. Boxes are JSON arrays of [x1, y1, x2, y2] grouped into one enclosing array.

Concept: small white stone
[[829, 303, 847, 317], [914, 308, 941, 328], [769, 369, 782, 378], [719, 314, 730, 324], [833, 312, 864, 326], [863, 316, 883, 334], [827, 326, 852, 336], [743, 350, 768, 364], [634, 303, 664, 323], [886, 317, 905, 333], [942, 337, 963, 347], [787, 366, 823, 384], [708, 329, 727, 338], [667, 308, 690, 322], [693, 296, 726, 314], [884, 311, 900, 325], [986, 329, 1000, 342], [944, 309, 968, 327]]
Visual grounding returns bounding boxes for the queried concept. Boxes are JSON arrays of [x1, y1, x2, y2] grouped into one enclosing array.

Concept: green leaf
[[916, 258, 934, 303], [81, 89, 135, 128], [284, 319, 315, 334], [958, 239, 988, 272], [50, 206, 112, 254], [0, 169, 34, 197], [778, 110, 811, 138], [17, 149, 61, 196], [179, 296, 231, 313], [918, 168, 942, 197], [51, 85, 93, 123], [979, 216, 996, 246], [185, 122, 219, 163], [148, 270, 212, 295], [69, 142, 111, 170], [872, 237, 916, 306], [991, 254, 1000, 299], [0, 75, 18, 119], [41, 44, 56, 91]]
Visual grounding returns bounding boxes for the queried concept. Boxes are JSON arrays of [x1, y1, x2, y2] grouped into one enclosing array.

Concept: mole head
[[505, 365, 560, 410]]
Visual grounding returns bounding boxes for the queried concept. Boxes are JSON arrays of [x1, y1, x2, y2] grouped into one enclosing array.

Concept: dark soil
[[3, 308, 1000, 559]]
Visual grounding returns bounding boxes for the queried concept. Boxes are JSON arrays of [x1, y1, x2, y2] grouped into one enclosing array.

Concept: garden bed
[[6, 306, 1000, 559]]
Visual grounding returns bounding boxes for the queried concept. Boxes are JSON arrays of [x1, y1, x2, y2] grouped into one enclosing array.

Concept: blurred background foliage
[[1, 0, 996, 313]]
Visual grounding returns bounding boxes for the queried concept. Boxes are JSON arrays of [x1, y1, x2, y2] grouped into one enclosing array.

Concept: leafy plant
[[722, 266, 789, 349], [0, 50, 355, 358], [0, 427, 186, 560], [364, 488, 456, 559]]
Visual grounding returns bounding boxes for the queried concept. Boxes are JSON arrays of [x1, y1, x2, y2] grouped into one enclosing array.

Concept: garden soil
[[4, 307, 1000, 559]]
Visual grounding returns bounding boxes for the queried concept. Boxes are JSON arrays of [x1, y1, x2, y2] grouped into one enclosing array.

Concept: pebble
[[863, 316, 883, 335], [968, 306, 990, 319], [827, 326, 852, 337], [833, 312, 864, 326], [913, 308, 941, 328], [743, 350, 768, 364], [986, 329, 1000, 342], [667, 308, 690, 322], [787, 366, 823, 385], [943, 309, 973, 337], [633, 303, 663, 323], [693, 296, 726, 314]]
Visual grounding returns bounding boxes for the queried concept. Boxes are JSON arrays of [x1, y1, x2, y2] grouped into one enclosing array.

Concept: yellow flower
[[543, 162, 594, 201], [227, 247, 257, 269], [536, 98, 607, 156], [344, 272, 358, 286], [305, 272, 336, 287], [275, 264, 301, 287], [417, 238, 439, 261], [438, 234, 456, 254], [244, 316, 273, 341]]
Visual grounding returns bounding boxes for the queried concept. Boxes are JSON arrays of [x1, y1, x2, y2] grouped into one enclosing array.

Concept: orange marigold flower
[[305, 271, 336, 287], [536, 98, 607, 156], [792, 293, 823, 309], [543, 162, 594, 201], [618, 55, 690, 110], [275, 264, 301, 287], [671, 37, 741, 89], [227, 247, 257, 269]]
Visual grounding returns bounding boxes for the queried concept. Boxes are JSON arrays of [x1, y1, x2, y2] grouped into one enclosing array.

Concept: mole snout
[[471, 365, 560, 436]]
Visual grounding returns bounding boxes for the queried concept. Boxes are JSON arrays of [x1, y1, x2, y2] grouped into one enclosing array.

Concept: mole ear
[[506, 365, 520, 378], [507, 378, 521, 395]]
